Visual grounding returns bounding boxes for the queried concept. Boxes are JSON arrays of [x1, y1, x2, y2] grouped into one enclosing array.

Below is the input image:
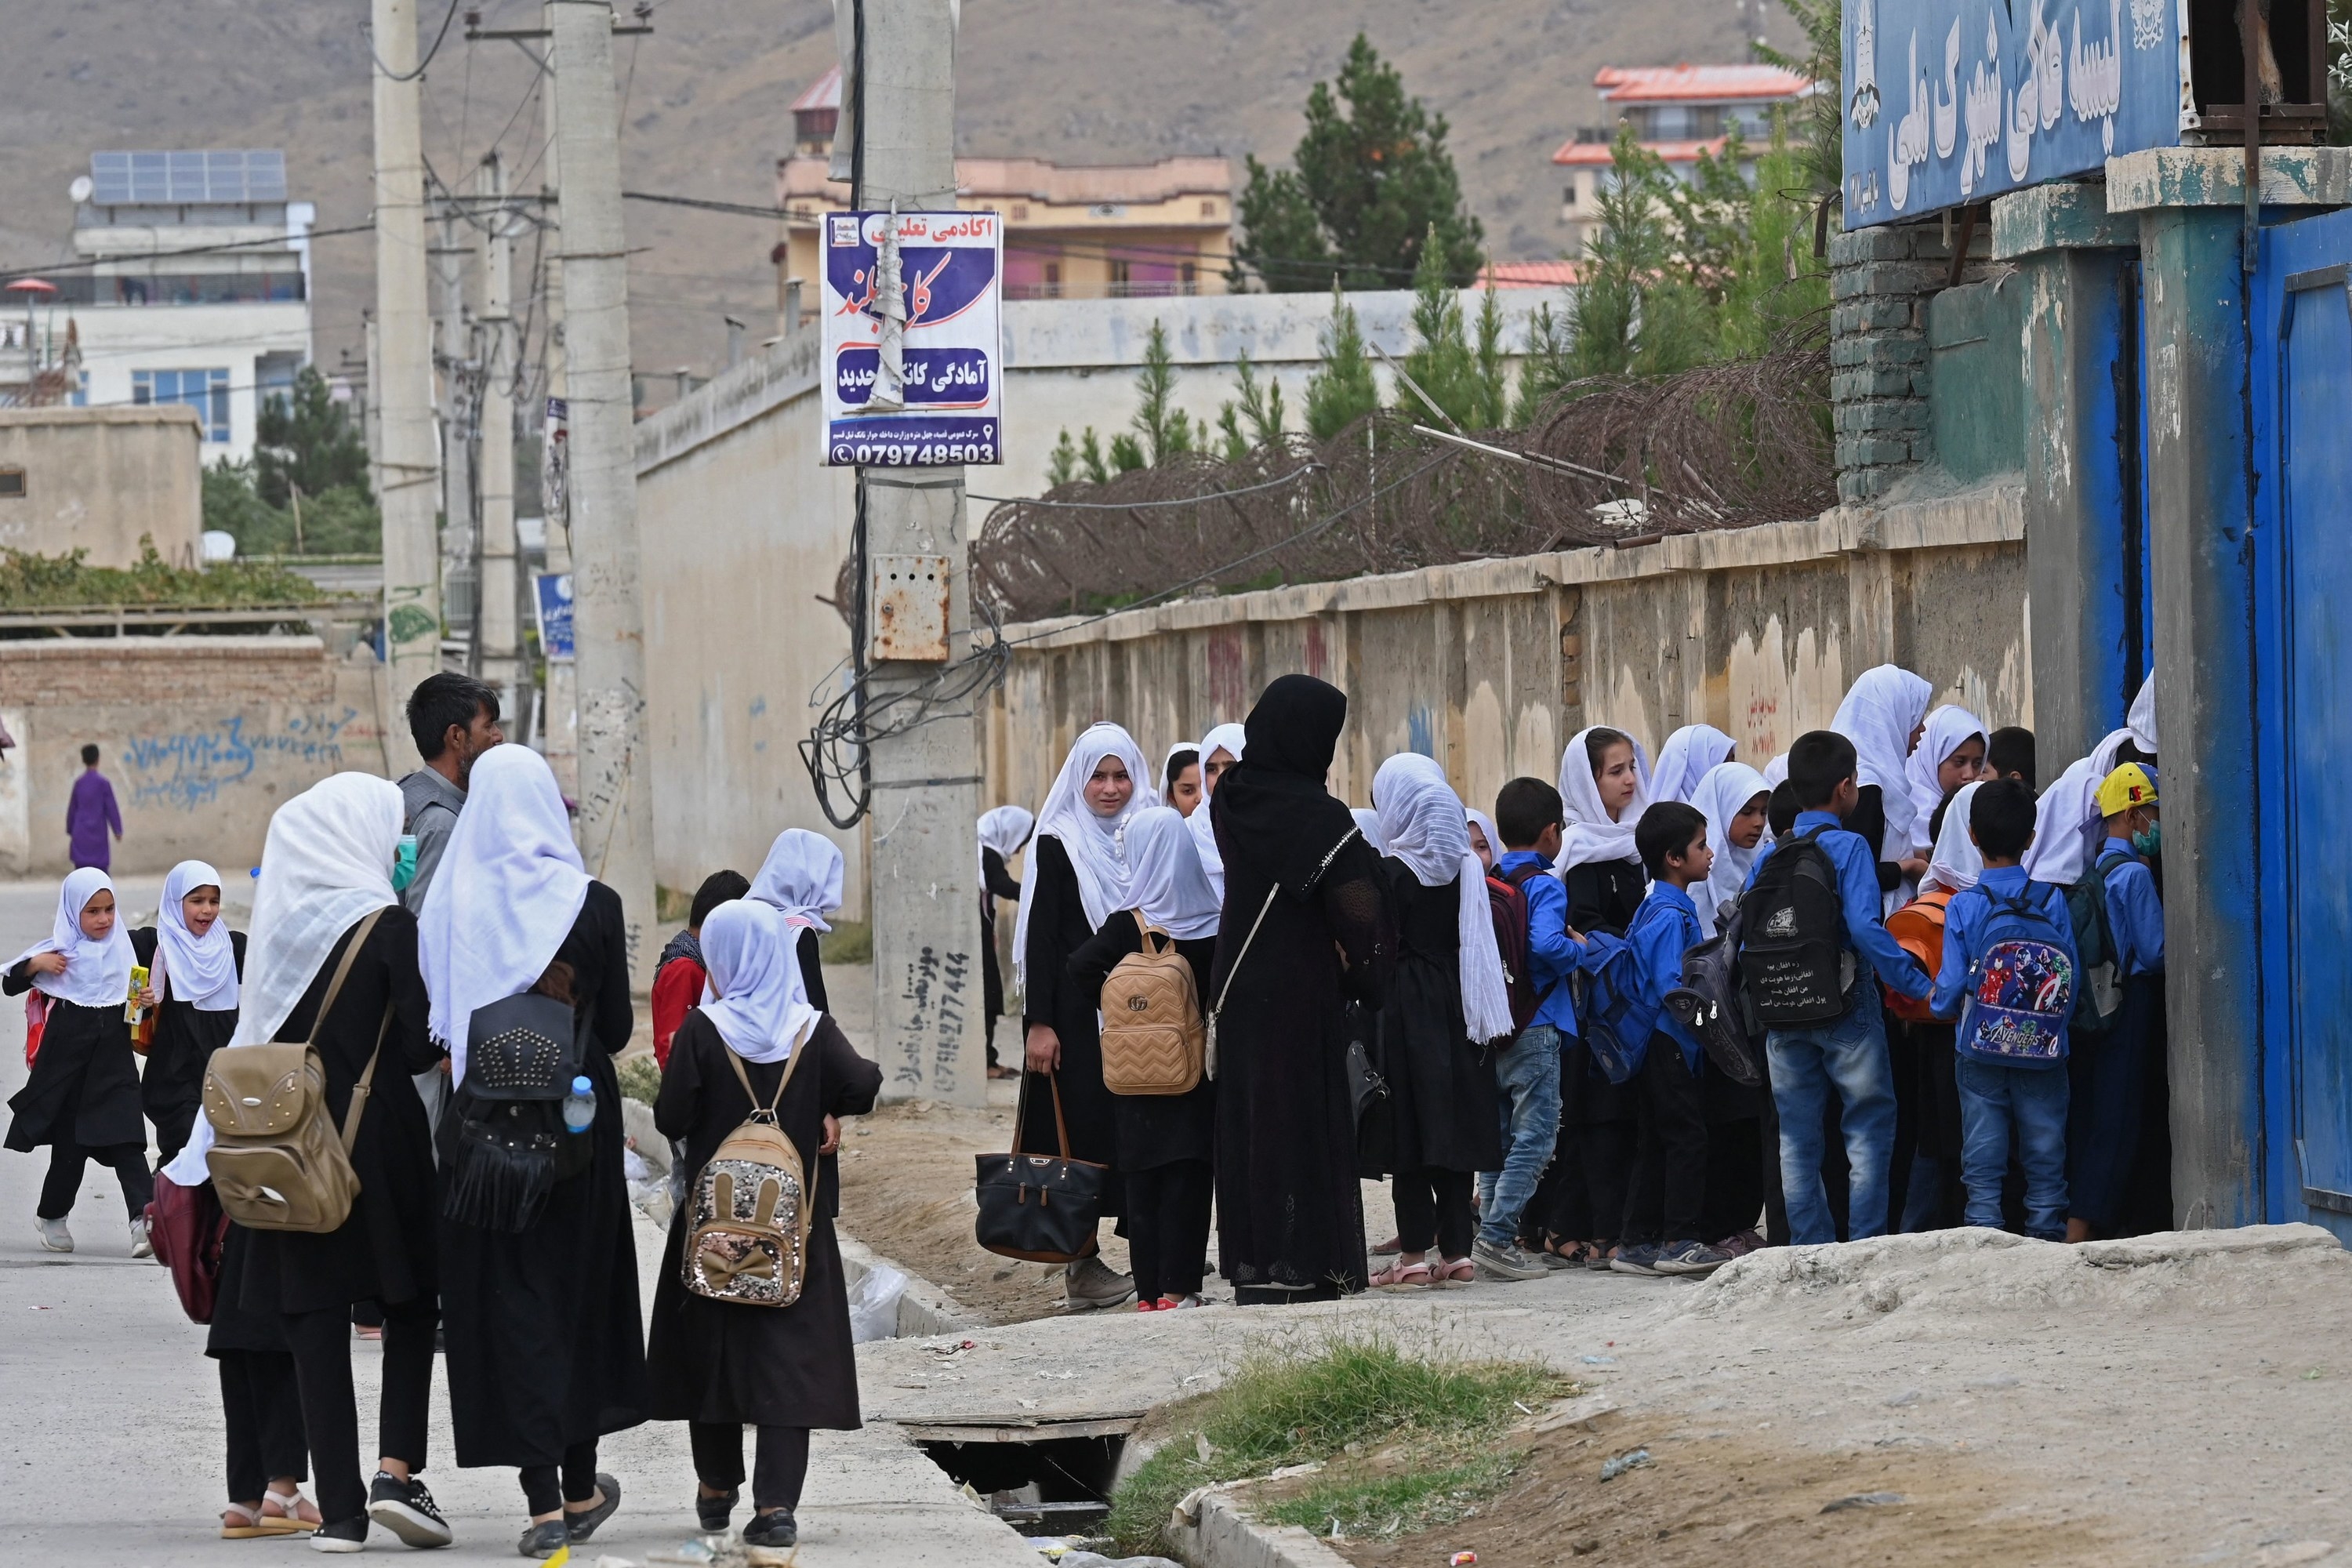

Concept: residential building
[[777, 66, 1232, 306], [2, 151, 314, 466], [0, 405, 204, 566], [1552, 64, 1814, 254]]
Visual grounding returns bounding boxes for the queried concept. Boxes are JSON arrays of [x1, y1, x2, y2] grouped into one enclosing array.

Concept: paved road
[[0, 877, 1034, 1566]]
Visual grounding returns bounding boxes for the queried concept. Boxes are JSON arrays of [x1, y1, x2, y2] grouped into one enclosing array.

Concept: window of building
[[0, 467, 24, 499], [132, 367, 230, 441], [1200, 198, 1217, 216], [1563, 180, 1580, 206]]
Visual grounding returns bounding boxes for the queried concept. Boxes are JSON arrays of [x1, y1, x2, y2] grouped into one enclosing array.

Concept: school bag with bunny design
[[681, 1029, 815, 1308], [1955, 882, 2076, 1065]]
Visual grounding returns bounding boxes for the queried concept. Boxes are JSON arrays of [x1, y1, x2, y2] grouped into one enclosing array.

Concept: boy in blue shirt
[[1610, 802, 1730, 1276], [1742, 731, 1933, 1244], [2066, 763, 2164, 1241], [1475, 778, 1582, 1280], [1929, 778, 2078, 1242]]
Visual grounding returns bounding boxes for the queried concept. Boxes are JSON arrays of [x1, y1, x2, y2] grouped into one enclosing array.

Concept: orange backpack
[[1884, 887, 1954, 1022]]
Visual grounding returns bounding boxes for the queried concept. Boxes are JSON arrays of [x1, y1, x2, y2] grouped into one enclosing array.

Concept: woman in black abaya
[[1210, 674, 1393, 1303]]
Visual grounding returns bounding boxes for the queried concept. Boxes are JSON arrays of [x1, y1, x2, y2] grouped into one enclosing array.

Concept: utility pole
[[857, 0, 986, 1108], [538, 0, 578, 793], [434, 205, 475, 649], [550, 0, 657, 985], [475, 154, 525, 731], [372, 0, 444, 712]]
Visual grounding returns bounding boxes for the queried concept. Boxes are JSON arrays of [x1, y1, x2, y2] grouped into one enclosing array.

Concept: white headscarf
[[1556, 726, 1653, 870], [1762, 753, 1791, 789], [1199, 724, 1247, 772], [1923, 779, 1987, 895], [1012, 722, 1159, 986], [1904, 705, 1987, 852], [2023, 726, 2135, 884], [418, 745, 590, 1085], [1351, 808, 1390, 855], [1831, 665, 1934, 858], [2127, 670, 2158, 753], [1125, 806, 1221, 941], [1373, 754, 1515, 1044], [1189, 723, 1247, 901], [978, 804, 1034, 891], [751, 829, 845, 933], [1691, 761, 1769, 933], [156, 859, 238, 1011], [166, 773, 403, 1186], [1465, 808, 1501, 868], [697, 898, 815, 1065], [1161, 741, 1200, 802], [11, 866, 133, 1009], [1650, 724, 1737, 806]]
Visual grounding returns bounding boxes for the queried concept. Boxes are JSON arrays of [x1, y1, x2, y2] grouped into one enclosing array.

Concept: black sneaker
[[566, 1473, 621, 1543], [308, 1515, 368, 1554], [517, 1519, 570, 1559], [367, 1472, 452, 1548], [695, 1486, 739, 1534], [744, 1508, 799, 1548]]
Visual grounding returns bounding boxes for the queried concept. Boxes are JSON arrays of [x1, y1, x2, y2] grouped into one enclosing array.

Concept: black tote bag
[[974, 1073, 1108, 1264]]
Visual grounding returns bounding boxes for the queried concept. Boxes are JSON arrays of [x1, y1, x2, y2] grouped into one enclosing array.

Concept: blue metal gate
[[2254, 209, 2352, 1243]]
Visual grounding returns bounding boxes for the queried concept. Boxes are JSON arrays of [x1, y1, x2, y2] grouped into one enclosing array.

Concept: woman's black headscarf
[[1210, 674, 1359, 897]]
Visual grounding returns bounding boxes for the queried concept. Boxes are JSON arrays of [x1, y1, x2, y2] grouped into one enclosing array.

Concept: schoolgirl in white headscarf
[[1373, 755, 1515, 1044], [750, 829, 845, 934], [1555, 725, 1653, 870], [1124, 807, 1221, 940], [12, 866, 134, 1009], [2027, 672, 2157, 885], [1465, 807, 1501, 870], [1690, 760, 1771, 933], [417, 744, 590, 1086], [154, 859, 240, 1011], [1011, 722, 1158, 987], [1189, 724, 1246, 902], [1831, 664, 1934, 864], [10, 867, 141, 1250], [1904, 705, 1987, 854], [1649, 724, 1738, 807], [978, 805, 1034, 878], [696, 899, 815, 1064], [1922, 780, 1987, 895]]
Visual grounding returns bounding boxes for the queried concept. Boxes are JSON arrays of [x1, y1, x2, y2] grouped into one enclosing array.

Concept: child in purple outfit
[[67, 744, 122, 870]]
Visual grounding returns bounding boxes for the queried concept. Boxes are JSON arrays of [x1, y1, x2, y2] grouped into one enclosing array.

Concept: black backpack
[[2064, 850, 2128, 1038], [1737, 824, 1854, 1027], [1664, 907, 1765, 1087], [1492, 861, 1555, 1034]]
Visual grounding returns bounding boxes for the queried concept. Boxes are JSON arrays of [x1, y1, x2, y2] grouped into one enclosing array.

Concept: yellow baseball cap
[[2096, 762, 2158, 817]]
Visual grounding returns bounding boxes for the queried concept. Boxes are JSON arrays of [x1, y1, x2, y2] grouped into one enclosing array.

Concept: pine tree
[[1472, 281, 1508, 429], [1512, 301, 1576, 424], [1046, 430, 1081, 488], [1396, 234, 1483, 430], [1304, 281, 1381, 439], [254, 366, 372, 508], [1127, 319, 1197, 466]]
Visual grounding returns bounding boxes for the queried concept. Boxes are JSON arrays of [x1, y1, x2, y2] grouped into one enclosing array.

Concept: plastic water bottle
[[561, 1075, 596, 1134]]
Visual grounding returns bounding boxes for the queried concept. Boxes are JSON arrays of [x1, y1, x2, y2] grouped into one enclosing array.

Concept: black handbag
[[974, 1073, 1107, 1264], [460, 992, 581, 1101], [444, 993, 591, 1232]]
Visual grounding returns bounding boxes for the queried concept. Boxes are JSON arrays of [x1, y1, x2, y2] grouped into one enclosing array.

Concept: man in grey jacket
[[399, 673, 504, 1133]]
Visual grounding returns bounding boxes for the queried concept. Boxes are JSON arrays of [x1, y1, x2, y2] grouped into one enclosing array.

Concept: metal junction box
[[870, 554, 951, 662]]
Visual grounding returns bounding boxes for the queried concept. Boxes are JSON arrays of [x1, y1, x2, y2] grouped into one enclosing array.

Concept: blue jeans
[[1476, 1025, 1563, 1247], [1956, 1055, 2070, 1241], [1766, 993, 1896, 1245]]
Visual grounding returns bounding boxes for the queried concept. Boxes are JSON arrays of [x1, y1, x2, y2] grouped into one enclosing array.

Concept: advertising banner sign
[[821, 209, 1003, 466]]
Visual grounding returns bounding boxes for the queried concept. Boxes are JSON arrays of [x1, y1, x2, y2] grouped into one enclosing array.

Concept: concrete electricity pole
[[371, 0, 444, 712], [537, 0, 579, 790], [549, 0, 657, 985], [474, 154, 525, 729], [434, 205, 475, 644], [856, 0, 986, 1108]]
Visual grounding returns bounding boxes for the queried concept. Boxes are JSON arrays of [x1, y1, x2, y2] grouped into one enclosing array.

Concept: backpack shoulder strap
[[304, 907, 387, 1047], [725, 1021, 818, 1120], [318, 907, 390, 1155]]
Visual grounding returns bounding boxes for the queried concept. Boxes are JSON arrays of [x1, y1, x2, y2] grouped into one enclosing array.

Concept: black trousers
[[691, 1423, 811, 1512], [1125, 1160, 1212, 1302], [284, 1297, 436, 1524], [153, 1100, 201, 1167], [520, 1442, 601, 1515], [38, 1138, 152, 1221], [220, 1350, 308, 1501], [1392, 1167, 1474, 1259], [1619, 1037, 1708, 1247]]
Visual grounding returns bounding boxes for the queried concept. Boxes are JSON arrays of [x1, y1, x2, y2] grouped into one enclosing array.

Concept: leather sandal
[[1367, 1259, 1432, 1288], [259, 1490, 322, 1534], [222, 1502, 267, 1541]]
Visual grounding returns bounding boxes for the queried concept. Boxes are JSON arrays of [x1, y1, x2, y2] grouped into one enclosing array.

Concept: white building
[[1, 151, 314, 467]]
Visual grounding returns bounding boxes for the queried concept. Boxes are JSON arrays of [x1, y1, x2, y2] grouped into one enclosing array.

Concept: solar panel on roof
[[86, 150, 287, 204]]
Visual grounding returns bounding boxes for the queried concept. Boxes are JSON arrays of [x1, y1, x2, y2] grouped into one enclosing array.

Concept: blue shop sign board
[[535, 572, 574, 662], [1842, 0, 2187, 226]]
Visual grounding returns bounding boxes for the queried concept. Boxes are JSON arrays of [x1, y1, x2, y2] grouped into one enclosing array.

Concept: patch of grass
[[615, 1054, 662, 1106], [1104, 1331, 1561, 1555], [1259, 1450, 1525, 1540], [655, 884, 693, 923], [818, 919, 871, 965]]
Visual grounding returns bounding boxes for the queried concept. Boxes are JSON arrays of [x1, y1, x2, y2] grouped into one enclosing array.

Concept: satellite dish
[[68, 175, 93, 204]]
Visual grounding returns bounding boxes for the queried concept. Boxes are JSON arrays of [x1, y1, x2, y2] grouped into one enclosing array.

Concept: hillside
[[0, 0, 1783, 383]]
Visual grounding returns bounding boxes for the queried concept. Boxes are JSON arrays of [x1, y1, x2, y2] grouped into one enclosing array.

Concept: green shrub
[[818, 920, 871, 965], [615, 1054, 662, 1106]]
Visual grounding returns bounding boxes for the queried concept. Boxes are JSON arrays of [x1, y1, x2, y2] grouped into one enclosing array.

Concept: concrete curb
[[1167, 1489, 1354, 1568], [839, 1230, 982, 1339]]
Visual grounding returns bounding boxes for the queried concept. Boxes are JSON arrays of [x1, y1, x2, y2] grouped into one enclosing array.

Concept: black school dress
[[129, 927, 247, 1163], [439, 882, 647, 1469], [645, 1011, 882, 1431], [1562, 857, 1643, 1126], [1065, 914, 1216, 1171], [3, 967, 143, 1156], [1378, 865, 1504, 1177], [1017, 835, 1121, 1216]]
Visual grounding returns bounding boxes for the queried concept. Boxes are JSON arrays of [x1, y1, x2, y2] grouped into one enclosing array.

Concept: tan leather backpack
[[203, 909, 390, 1235], [1098, 912, 1205, 1096], [681, 1035, 815, 1308]]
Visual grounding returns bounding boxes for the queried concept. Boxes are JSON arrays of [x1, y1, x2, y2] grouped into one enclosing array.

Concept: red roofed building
[[1552, 63, 1815, 254]]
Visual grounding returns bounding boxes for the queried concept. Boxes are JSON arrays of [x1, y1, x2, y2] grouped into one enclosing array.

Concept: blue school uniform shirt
[[2097, 837, 2165, 975], [1495, 849, 1579, 1036], [1929, 865, 2079, 1065], [1621, 880, 1704, 1073], [1743, 810, 1932, 999]]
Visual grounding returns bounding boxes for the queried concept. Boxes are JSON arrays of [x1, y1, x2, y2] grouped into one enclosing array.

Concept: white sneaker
[[129, 1217, 154, 1261], [34, 1218, 72, 1254]]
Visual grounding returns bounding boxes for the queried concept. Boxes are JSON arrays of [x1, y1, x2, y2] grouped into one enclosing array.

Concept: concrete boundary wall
[[984, 483, 2030, 820]]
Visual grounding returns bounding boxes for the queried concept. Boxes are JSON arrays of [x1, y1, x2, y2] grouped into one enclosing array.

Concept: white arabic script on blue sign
[[1842, 0, 2181, 226]]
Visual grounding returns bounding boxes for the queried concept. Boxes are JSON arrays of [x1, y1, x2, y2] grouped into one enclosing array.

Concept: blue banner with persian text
[[1842, 0, 2184, 227]]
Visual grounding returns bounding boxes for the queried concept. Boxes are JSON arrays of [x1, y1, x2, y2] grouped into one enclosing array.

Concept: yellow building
[[777, 67, 1232, 303]]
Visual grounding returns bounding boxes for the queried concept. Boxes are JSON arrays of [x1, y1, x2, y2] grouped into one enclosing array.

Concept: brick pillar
[[1828, 220, 1987, 505]]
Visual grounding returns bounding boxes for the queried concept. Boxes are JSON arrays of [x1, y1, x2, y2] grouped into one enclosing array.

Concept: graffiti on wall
[[121, 709, 361, 811]]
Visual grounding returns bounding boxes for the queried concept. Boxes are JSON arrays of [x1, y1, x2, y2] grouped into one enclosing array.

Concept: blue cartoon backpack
[[1956, 884, 2076, 1064]]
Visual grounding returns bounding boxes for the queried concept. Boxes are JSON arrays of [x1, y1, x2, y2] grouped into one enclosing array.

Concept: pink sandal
[[1434, 1257, 1476, 1284], [1368, 1259, 1432, 1288]]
